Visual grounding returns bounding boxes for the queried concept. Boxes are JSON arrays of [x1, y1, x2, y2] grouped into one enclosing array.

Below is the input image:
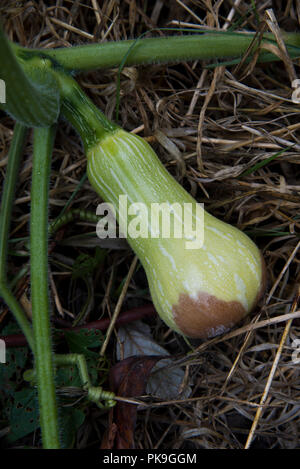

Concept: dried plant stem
[[193, 309, 300, 355], [100, 256, 138, 357], [244, 287, 300, 449], [244, 318, 293, 448], [265, 240, 300, 304], [197, 66, 223, 170], [244, 238, 300, 448]]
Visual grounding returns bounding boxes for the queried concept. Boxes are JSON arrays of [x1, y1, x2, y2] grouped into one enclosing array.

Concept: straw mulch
[[1, 0, 299, 449]]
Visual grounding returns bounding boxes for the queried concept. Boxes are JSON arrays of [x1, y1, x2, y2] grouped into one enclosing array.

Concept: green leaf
[[0, 26, 60, 127], [56, 329, 104, 388], [72, 247, 106, 280], [64, 328, 104, 357], [56, 362, 82, 388], [7, 387, 39, 443], [61, 329, 105, 386], [59, 407, 85, 449]]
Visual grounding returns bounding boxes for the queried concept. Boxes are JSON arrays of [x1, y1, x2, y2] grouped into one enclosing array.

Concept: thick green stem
[[54, 71, 118, 151], [0, 123, 34, 351], [30, 126, 60, 449], [14, 31, 300, 72]]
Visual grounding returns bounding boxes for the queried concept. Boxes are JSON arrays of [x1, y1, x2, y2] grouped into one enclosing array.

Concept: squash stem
[[13, 31, 300, 72], [0, 123, 35, 351], [30, 126, 60, 449], [55, 71, 118, 151]]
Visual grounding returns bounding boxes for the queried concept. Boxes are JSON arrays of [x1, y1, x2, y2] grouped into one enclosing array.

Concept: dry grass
[[1, 0, 300, 449]]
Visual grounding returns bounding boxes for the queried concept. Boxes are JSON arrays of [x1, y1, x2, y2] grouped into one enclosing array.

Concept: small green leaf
[[72, 247, 106, 280], [59, 407, 85, 449], [56, 363, 82, 388], [7, 387, 39, 443], [64, 328, 104, 357], [63, 329, 105, 385]]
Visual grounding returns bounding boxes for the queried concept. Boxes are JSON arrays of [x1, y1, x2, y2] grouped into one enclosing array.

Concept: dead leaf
[[107, 356, 161, 449], [117, 321, 192, 399]]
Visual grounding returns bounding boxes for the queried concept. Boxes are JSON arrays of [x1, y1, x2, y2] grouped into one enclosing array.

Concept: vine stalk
[[30, 126, 60, 449]]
